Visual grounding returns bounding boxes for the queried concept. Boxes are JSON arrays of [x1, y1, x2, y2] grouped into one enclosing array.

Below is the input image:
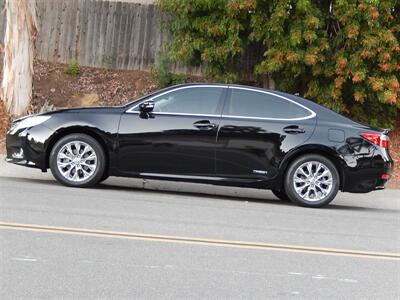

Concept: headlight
[[9, 115, 51, 134]]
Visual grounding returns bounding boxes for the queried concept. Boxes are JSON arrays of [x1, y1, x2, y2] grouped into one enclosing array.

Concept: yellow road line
[[1, 222, 399, 261]]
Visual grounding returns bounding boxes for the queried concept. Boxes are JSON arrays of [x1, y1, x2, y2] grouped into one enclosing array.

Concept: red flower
[[352, 72, 363, 83], [354, 92, 363, 102], [369, 77, 384, 91], [370, 9, 379, 20], [379, 63, 389, 72], [382, 52, 391, 61], [386, 79, 399, 91], [335, 77, 344, 88], [383, 91, 397, 104], [360, 51, 373, 58], [286, 52, 299, 62], [305, 54, 317, 65], [337, 58, 347, 67], [357, 4, 365, 10]]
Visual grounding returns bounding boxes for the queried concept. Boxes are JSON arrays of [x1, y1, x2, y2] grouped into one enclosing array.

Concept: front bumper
[[6, 125, 53, 171]]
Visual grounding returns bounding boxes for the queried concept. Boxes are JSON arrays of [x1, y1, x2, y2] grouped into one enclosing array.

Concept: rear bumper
[[342, 154, 393, 193], [6, 125, 52, 171], [344, 176, 391, 193]]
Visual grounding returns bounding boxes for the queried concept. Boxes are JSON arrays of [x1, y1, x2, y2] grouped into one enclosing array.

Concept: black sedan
[[6, 84, 393, 207]]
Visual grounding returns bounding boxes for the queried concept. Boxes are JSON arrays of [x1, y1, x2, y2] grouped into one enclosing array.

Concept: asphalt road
[[0, 158, 399, 299]]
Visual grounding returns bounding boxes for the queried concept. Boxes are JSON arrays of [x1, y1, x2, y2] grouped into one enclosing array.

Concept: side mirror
[[139, 101, 155, 113]]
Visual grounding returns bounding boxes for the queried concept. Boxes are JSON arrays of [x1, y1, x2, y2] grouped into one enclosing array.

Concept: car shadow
[[95, 181, 399, 213], [1, 176, 397, 213], [0, 175, 287, 207], [96, 181, 286, 207]]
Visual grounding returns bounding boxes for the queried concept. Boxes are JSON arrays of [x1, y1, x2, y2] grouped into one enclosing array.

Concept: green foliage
[[64, 60, 80, 76], [151, 54, 189, 88], [252, 0, 400, 128], [157, 0, 399, 128], [350, 98, 398, 128], [171, 73, 190, 86], [157, 0, 253, 82]]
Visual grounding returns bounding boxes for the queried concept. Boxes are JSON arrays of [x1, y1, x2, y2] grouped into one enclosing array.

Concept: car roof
[[166, 83, 313, 106], [126, 82, 357, 126], [167, 82, 297, 96], [168, 83, 357, 125]]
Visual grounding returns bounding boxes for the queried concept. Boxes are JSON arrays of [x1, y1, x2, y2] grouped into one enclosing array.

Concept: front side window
[[226, 89, 312, 119], [146, 87, 224, 115]]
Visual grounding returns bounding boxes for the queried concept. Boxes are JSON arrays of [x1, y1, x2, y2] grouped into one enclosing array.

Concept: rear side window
[[149, 87, 224, 115], [226, 88, 312, 119]]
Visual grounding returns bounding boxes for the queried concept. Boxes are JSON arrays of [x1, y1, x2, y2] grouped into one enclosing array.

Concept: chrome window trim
[[125, 111, 221, 118], [125, 84, 317, 121], [225, 86, 316, 121], [125, 85, 228, 114], [220, 114, 314, 121]]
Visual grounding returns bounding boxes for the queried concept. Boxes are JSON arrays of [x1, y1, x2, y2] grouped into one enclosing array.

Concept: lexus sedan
[[6, 84, 393, 207]]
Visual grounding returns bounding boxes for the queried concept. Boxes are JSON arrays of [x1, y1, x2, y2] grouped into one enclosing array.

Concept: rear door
[[216, 87, 317, 180], [118, 85, 227, 176]]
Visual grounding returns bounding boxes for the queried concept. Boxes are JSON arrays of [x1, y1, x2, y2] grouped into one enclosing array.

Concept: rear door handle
[[193, 120, 217, 130], [283, 125, 305, 134]]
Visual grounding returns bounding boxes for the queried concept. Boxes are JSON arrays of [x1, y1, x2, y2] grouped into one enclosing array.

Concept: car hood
[[11, 106, 124, 124], [41, 106, 124, 115]]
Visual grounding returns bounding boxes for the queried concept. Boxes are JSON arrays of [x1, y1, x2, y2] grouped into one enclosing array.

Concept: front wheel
[[50, 134, 106, 187], [284, 154, 340, 208]]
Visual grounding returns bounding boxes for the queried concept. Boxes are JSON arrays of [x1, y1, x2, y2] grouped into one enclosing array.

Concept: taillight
[[360, 133, 390, 149]]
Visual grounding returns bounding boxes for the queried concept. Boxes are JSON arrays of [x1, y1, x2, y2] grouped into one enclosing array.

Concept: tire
[[99, 173, 110, 183], [284, 154, 340, 208], [272, 189, 291, 202], [49, 133, 106, 188]]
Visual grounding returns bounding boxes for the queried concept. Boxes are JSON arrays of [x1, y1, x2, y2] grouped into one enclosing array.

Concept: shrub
[[64, 60, 80, 76], [151, 54, 188, 88], [251, 0, 400, 128], [158, 0, 399, 128], [171, 73, 189, 86]]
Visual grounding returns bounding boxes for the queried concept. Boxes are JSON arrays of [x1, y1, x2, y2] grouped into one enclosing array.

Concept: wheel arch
[[278, 144, 345, 191], [45, 126, 110, 171]]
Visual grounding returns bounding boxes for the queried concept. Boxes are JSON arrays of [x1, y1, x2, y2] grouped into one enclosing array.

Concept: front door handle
[[193, 120, 217, 130], [283, 125, 305, 134]]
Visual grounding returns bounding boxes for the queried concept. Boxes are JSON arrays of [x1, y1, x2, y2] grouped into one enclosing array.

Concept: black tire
[[284, 154, 340, 208], [49, 133, 106, 188], [99, 173, 110, 183], [272, 189, 291, 202]]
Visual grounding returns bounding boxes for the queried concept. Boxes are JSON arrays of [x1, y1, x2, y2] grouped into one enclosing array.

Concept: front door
[[118, 85, 227, 176]]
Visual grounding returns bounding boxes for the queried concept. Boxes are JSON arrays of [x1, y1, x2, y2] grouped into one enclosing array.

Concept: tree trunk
[[262, 74, 275, 90], [0, 0, 38, 116]]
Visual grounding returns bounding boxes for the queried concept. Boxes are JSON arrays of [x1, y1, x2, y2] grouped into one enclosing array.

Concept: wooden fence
[[0, 0, 260, 78]]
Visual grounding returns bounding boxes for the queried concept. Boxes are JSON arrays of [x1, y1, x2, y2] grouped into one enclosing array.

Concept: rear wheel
[[50, 134, 106, 187], [284, 154, 339, 208]]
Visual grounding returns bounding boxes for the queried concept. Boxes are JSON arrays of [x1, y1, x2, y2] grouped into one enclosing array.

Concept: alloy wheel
[[56, 141, 98, 182], [292, 161, 333, 202]]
